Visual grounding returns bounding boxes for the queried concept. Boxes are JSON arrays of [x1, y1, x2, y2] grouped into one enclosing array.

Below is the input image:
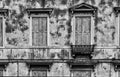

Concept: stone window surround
[[29, 14, 50, 47], [0, 9, 8, 48], [72, 14, 95, 45], [26, 8, 53, 47]]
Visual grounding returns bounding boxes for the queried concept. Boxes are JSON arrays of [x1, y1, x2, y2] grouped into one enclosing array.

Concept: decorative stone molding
[[113, 60, 120, 71], [67, 59, 96, 73], [0, 60, 9, 71], [26, 60, 53, 71], [0, 9, 8, 16], [69, 3, 97, 17], [114, 7, 120, 17], [26, 8, 53, 17]]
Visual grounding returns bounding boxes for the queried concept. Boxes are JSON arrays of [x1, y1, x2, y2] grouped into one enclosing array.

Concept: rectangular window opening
[[32, 17, 48, 46]]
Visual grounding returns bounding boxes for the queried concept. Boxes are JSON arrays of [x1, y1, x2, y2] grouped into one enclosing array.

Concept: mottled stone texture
[[0, 0, 119, 76]]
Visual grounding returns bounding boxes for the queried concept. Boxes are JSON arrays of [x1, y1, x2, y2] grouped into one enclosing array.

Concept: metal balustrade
[[71, 45, 95, 54]]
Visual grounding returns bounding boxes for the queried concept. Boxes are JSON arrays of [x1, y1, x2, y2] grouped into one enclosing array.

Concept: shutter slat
[[75, 17, 82, 45], [32, 17, 47, 46], [73, 71, 91, 77], [75, 17, 82, 33], [82, 17, 91, 33], [32, 32, 37, 46], [32, 17, 39, 32], [75, 17, 91, 45], [39, 17, 43, 32], [75, 32, 82, 45], [42, 32, 47, 46], [38, 32, 43, 46], [32, 70, 47, 76], [0, 18, 2, 46], [0, 18, 2, 33], [42, 17, 47, 32], [82, 33, 91, 45]]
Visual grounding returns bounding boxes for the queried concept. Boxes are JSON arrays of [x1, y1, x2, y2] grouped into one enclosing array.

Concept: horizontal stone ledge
[[0, 59, 119, 63], [0, 46, 71, 49]]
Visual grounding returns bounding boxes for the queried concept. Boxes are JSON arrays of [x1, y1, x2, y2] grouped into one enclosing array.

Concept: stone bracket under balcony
[[113, 60, 120, 71], [0, 9, 9, 16], [71, 45, 95, 59], [67, 59, 96, 71], [26, 60, 53, 71]]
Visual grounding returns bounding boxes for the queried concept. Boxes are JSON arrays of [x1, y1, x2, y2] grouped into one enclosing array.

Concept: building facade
[[0, 0, 120, 77]]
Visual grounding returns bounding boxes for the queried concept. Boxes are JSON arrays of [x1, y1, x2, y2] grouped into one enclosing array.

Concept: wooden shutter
[[75, 17, 82, 45], [0, 18, 3, 46], [73, 70, 91, 77], [41, 17, 47, 46], [31, 67, 47, 77], [32, 70, 47, 76], [0, 67, 3, 76], [32, 17, 47, 46], [75, 16, 91, 45], [32, 17, 39, 46]]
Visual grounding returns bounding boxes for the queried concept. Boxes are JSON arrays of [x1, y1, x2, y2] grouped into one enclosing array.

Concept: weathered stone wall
[[0, 0, 119, 76]]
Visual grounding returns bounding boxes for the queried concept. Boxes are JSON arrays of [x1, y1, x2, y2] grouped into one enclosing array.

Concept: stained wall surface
[[0, 0, 119, 77]]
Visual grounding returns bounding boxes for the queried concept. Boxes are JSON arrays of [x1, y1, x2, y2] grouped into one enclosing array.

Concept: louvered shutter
[[73, 70, 91, 77], [82, 17, 91, 45], [0, 18, 3, 46], [0, 67, 3, 76], [31, 67, 47, 77], [42, 17, 47, 46], [75, 17, 91, 45], [75, 17, 82, 45], [32, 17, 39, 46], [32, 17, 47, 46], [32, 70, 47, 76]]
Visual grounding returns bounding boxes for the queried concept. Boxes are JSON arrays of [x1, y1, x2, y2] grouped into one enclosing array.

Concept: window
[[114, 7, 120, 59], [70, 65, 93, 77], [72, 70, 91, 77], [0, 9, 8, 47], [69, 3, 97, 45], [27, 61, 52, 77], [31, 66, 47, 77], [0, 62, 8, 77], [32, 16, 48, 46], [27, 8, 53, 47], [75, 16, 91, 45]]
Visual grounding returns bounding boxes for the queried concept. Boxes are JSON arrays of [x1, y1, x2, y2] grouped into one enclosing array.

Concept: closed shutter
[[73, 70, 91, 77], [41, 17, 47, 46], [75, 16, 91, 45], [75, 17, 82, 45], [0, 67, 3, 76], [0, 18, 2, 46], [32, 17, 47, 46], [31, 67, 47, 77], [32, 70, 47, 76]]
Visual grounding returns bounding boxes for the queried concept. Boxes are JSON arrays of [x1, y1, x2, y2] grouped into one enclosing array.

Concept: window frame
[[30, 67, 48, 77], [0, 16, 5, 48], [70, 67, 93, 77], [72, 14, 94, 45], [30, 14, 50, 47]]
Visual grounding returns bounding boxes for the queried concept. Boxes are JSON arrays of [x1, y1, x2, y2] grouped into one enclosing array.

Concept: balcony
[[71, 45, 95, 58]]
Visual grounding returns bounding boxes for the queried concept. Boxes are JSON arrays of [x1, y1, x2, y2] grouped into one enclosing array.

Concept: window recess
[[27, 8, 53, 47], [69, 3, 97, 58]]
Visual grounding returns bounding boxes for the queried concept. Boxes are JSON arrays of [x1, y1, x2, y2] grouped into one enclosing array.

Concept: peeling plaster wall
[[0, 0, 119, 76]]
